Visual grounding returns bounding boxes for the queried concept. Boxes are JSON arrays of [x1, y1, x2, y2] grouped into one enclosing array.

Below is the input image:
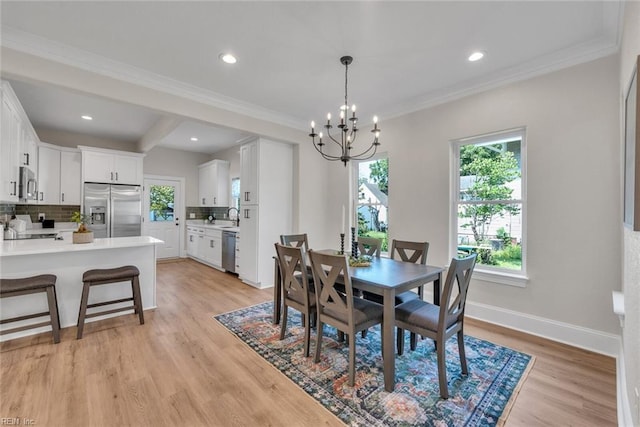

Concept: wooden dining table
[[272, 252, 444, 392]]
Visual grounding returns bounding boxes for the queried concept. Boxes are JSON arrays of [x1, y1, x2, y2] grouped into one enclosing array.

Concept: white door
[[143, 177, 184, 259]]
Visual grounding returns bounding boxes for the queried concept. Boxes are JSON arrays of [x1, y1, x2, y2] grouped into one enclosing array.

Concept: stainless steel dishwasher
[[222, 230, 236, 273]]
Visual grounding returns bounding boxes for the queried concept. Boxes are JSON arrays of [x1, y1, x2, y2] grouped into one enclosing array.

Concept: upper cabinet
[[38, 143, 81, 205], [198, 159, 230, 207], [239, 141, 258, 205], [79, 146, 144, 185], [1, 80, 39, 203]]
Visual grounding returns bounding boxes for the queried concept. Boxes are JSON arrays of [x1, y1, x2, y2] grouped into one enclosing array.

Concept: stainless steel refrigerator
[[83, 183, 142, 238]]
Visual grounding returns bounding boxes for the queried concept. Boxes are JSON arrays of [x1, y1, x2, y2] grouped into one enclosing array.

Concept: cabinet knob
[[39, 192, 43, 201], [23, 153, 29, 166], [115, 172, 118, 181], [61, 193, 65, 202], [10, 181, 16, 196], [110, 172, 114, 181]]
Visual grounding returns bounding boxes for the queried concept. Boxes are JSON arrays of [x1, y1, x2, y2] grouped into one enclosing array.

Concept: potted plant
[[71, 211, 94, 244]]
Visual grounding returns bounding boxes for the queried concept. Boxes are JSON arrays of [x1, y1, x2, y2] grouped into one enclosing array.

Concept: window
[[451, 128, 527, 286], [149, 185, 175, 222], [354, 156, 389, 253], [231, 177, 240, 210]]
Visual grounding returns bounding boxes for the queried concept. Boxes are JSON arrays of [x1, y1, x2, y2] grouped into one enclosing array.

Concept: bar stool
[[77, 265, 144, 339], [0, 274, 61, 344]]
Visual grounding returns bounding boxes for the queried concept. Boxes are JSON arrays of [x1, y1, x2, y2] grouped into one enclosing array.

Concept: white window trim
[[449, 127, 528, 286]]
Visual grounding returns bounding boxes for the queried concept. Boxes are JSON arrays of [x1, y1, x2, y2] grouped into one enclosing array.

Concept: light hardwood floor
[[0, 259, 617, 426]]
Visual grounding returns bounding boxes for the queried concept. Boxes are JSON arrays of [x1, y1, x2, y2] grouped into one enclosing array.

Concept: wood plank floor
[[0, 259, 617, 426]]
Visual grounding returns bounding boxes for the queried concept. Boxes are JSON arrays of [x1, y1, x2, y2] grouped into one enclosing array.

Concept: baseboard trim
[[465, 300, 620, 357]]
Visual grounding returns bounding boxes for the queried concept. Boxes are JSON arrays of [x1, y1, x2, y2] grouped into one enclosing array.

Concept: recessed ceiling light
[[468, 51, 485, 62], [219, 53, 237, 64], [190, 137, 199, 142], [81, 115, 93, 120]]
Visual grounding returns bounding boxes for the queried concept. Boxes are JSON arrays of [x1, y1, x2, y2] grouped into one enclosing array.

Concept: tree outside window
[[149, 185, 175, 222], [453, 130, 525, 274], [356, 157, 389, 252]]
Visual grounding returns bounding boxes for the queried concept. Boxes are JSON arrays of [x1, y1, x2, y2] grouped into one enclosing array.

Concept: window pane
[[357, 158, 388, 252], [149, 185, 175, 222], [459, 141, 521, 201]]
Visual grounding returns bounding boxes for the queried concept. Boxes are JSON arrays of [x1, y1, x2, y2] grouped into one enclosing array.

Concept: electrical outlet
[[189, 213, 195, 219], [38, 213, 45, 221]]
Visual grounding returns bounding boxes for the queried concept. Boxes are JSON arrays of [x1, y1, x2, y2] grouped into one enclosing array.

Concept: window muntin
[[452, 129, 526, 278]]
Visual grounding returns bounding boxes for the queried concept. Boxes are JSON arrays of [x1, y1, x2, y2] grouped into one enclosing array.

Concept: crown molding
[[1, 27, 306, 131]]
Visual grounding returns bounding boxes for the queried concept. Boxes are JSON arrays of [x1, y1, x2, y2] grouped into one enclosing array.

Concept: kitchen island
[[0, 235, 163, 341]]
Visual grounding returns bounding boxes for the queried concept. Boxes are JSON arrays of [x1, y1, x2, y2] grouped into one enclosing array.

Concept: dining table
[[272, 252, 444, 392]]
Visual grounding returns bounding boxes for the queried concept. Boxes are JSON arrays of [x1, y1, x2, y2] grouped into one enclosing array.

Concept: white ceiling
[[0, 1, 622, 154]]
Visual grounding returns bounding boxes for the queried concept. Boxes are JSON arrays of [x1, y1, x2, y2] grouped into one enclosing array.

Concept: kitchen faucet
[[227, 207, 240, 226]]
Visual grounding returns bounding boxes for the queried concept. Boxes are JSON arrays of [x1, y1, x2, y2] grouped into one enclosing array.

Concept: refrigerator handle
[[107, 194, 112, 238]]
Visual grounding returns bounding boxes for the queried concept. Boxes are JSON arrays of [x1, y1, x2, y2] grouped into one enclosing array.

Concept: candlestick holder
[[351, 227, 358, 258], [339, 233, 345, 255]]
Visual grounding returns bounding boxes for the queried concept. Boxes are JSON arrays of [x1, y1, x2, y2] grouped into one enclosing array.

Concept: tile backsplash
[[186, 206, 230, 221], [0, 204, 80, 223]]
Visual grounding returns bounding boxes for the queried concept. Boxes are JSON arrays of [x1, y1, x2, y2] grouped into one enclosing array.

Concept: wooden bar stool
[[77, 265, 144, 339], [0, 274, 61, 344]]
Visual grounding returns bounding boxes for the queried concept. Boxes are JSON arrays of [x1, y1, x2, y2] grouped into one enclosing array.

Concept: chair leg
[[410, 332, 418, 351], [314, 321, 324, 363], [397, 328, 404, 355], [348, 333, 356, 386], [303, 311, 311, 357], [457, 330, 468, 375], [76, 282, 91, 339], [279, 305, 288, 340], [132, 276, 144, 325], [45, 286, 60, 344], [337, 330, 345, 342], [361, 329, 367, 338], [436, 338, 448, 399]]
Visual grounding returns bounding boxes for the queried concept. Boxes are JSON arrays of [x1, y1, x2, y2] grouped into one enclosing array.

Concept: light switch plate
[[38, 213, 45, 221], [189, 213, 195, 219]]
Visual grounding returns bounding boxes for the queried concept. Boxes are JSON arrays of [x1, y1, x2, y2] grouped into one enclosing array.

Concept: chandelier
[[309, 55, 380, 166]]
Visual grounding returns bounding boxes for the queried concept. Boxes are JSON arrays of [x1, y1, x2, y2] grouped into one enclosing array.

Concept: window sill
[[469, 269, 529, 287]]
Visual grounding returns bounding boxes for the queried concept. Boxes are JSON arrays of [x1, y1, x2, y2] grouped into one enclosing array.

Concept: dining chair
[[274, 243, 316, 357], [308, 250, 384, 386], [280, 233, 310, 253], [394, 253, 477, 399], [357, 236, 381, 257], [363, 239, 430, 347]]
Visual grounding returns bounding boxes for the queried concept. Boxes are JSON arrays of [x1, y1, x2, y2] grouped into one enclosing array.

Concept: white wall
[[143, 146, 211, 206], [326, 55, 621, 337], [619, 2, 640, 425]]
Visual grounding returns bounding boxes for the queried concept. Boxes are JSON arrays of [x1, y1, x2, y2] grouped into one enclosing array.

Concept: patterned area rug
[[214, 302, 534, 426]]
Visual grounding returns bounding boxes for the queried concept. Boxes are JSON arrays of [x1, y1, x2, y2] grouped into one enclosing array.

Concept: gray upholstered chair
[[274, 243, 316, 357], [308, 250, 383, 386], [394, 253, 477, 399], [357, 236, 381, 257]]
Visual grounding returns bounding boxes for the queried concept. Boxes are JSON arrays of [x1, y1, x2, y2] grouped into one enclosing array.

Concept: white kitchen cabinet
[[239, 142, 258, 204], [1, 80, 39, 203], [186, 226, 202, 257], [1, 92, 20, 202], [198, 159, 229, 207], [80, 147, 143, 185], [202, 228, 222, 268], [37, 145, 61, 204], [60, 151, 81, 204], [38, 144, 81, 205], [238, 138, 293, 288]]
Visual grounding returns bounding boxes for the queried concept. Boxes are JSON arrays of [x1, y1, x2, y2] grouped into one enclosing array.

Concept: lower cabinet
[[187, 225, 222, 270]]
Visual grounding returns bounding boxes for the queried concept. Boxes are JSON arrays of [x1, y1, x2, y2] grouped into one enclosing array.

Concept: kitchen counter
[[0, 236, 163, 341], [186, 220, 239, 233]]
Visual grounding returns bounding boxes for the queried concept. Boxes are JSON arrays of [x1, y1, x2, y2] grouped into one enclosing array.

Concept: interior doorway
[[143, 175, 185, 259]]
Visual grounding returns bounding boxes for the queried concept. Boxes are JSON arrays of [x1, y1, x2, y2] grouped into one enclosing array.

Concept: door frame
[[143, 174, 186, 258]]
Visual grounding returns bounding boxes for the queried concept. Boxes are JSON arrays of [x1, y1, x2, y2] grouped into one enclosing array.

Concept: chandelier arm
[[351, 145, 379, 161], [312, 142, 343, 161], [325, 127, 345, 149]]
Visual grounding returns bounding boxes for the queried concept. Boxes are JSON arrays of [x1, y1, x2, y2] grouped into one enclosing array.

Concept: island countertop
[[0, 235, 163, 342], [0, 235, 163, 257]]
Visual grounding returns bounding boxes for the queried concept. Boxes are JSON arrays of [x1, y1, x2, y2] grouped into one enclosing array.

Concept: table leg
[[383, 288, 396, 392], [433, 272, 442, 305], [273, 258, 282, 325]]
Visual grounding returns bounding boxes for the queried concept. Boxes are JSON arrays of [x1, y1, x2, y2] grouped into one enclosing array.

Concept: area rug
[[214, 302, 534, 426]]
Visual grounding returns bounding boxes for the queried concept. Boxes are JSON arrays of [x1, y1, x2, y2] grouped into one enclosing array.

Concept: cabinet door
[[196, 234, 207, 260], [1, 95, 20, 202], [186, 230, 198, 256], [37, 146, 61, 204], [239, 205, 258, 284], [60, 151, 81, 205], [83, 151, 114, 183], [114, 155, 141, 185], [198, 164, 212, 206], [212, 161, 229, 207], [240, 142, 258, 204], [21, 131, 38, 170]]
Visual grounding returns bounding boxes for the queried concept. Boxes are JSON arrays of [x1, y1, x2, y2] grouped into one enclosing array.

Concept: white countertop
[[186, 220, 239, 233], [0, 235, 164, 257]]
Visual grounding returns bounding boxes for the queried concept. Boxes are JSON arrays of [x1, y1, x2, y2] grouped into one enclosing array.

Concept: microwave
[[18, 166, 37, 201]]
